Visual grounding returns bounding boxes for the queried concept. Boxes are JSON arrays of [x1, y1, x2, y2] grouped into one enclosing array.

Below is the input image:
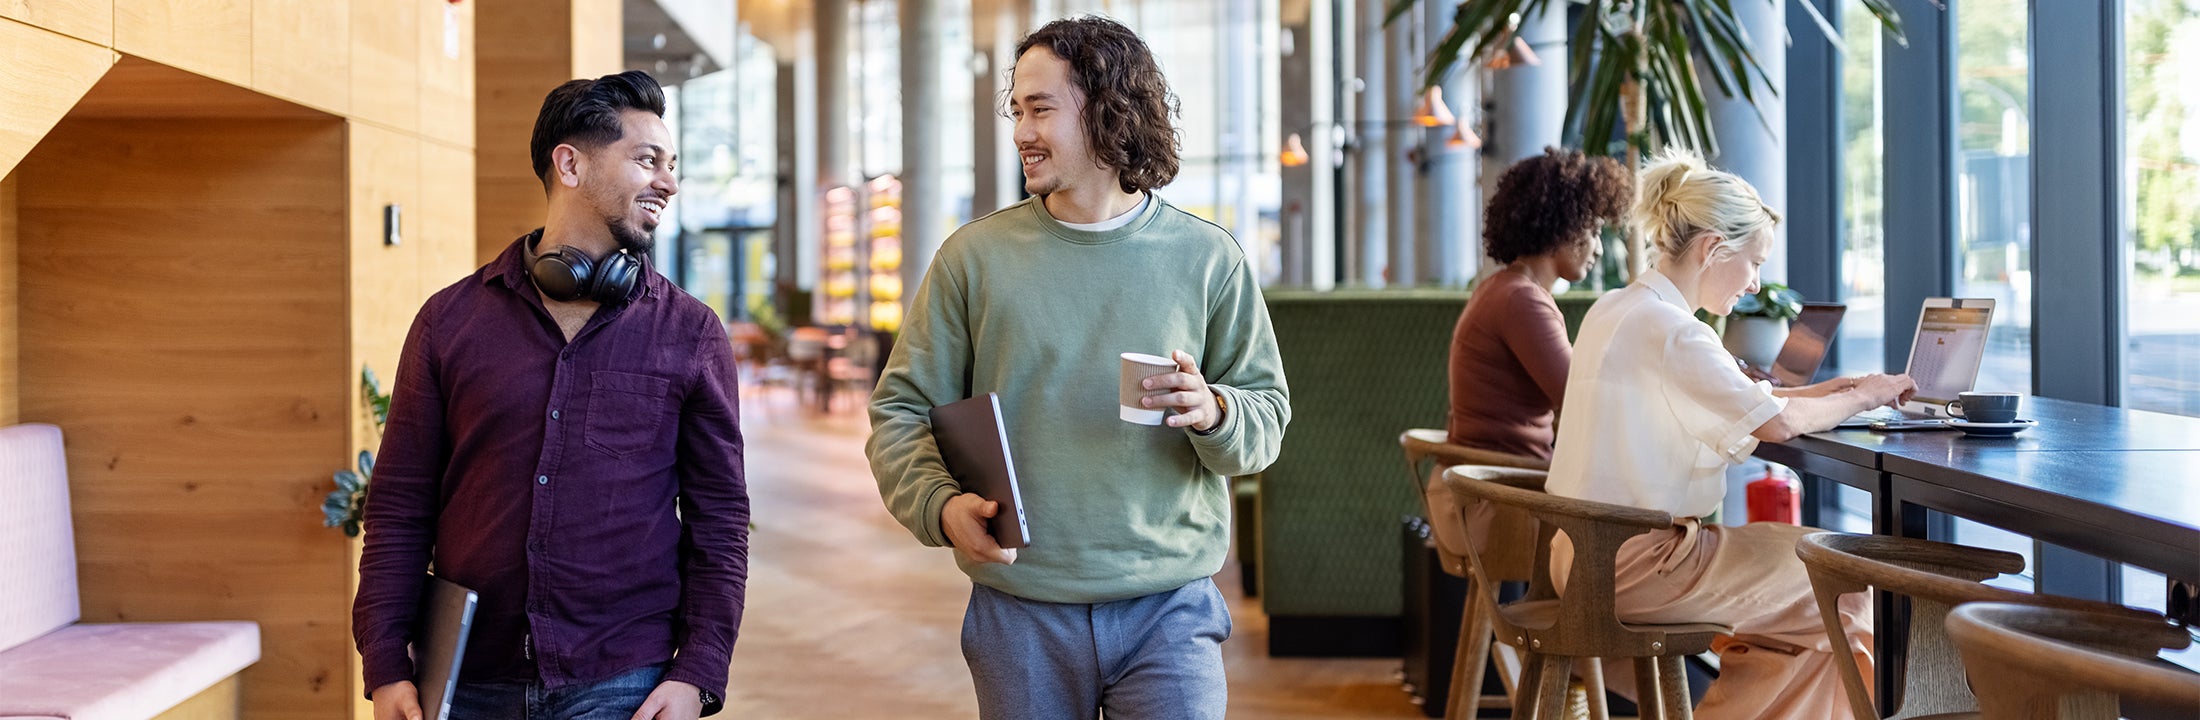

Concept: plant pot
[[1723, 315, 1788, 370]]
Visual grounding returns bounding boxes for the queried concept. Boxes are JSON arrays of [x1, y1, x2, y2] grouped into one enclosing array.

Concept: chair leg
[[1657, 655, 1692, 720], [1447, 592, 1494, 720], [1581, 659, 1608, 720], [1534, 655, 1575, 720], [1516, 650, 1548, 720], [1633, 657, 1664, 720]]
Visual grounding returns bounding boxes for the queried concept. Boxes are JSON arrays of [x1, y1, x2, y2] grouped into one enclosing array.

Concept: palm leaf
[[1406, 0, 1929, 164], [1384, 0, 1420, 28]]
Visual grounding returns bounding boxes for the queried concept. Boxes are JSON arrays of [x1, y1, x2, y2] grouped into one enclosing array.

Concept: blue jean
[[962, 579, 1231, 720], [449, 664, 664, 720]]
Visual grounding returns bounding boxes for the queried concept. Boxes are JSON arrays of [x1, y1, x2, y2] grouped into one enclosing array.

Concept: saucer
[[1946, 419, 2036, 437]]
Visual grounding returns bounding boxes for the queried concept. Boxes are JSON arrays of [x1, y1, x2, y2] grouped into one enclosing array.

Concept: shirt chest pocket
[[585, 371, 673, 458]]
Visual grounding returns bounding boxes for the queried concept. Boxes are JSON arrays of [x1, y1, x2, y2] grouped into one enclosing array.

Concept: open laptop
[[1745, 302, 1846, 387], [1837, 298, 1996, 428]]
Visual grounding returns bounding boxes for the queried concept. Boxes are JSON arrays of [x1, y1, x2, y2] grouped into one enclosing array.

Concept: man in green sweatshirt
[[866, 16, 1290, 720]]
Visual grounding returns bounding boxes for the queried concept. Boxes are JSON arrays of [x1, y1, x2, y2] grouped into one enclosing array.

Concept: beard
[[605, 211, 655, 254]]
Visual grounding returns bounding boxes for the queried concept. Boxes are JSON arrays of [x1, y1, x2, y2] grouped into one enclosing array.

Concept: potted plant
[[322, 366, 390, 537], [1722, 282, 1802, 369]]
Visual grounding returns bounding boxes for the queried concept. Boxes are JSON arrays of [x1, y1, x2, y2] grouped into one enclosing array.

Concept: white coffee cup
[[1119, 352, 1176, 425]]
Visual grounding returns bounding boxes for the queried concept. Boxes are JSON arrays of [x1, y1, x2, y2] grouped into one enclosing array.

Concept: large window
[[2124, 0, 2200, 418], [1838, 0, 1888, 373], [1955, 0, 2034, 393]]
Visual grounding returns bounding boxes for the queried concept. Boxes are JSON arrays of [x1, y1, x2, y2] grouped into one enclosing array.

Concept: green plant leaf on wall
[[361, 366, 391, 431], [325, 364, 390, 537]]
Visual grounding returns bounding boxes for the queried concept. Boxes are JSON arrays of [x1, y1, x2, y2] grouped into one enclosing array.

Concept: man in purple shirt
[[352, 70, 749, 720]]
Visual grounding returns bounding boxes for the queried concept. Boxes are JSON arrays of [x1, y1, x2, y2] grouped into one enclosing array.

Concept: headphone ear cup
[[591, 250, 642, 304], [530, 247, 595, 302]]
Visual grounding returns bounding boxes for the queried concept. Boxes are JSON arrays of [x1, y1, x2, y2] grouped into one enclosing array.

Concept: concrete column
[[1480, 3, 1568, 277], [1279, 1, 1337, 289], [1224, 0, 1262, 272], [902, 0, 944, 298], [1385, 1, 1417, 285], [776, 48, 818, 293], [1420, 0, 1477, 286], [972, 0, 1025, 217], [1352, 0, 1389, 287], [815, 0, 852, 191], [1705, 0, 1787, 283]]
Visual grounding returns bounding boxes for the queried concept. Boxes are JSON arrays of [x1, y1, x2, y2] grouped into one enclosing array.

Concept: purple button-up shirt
[[353, 234, 748, 706]]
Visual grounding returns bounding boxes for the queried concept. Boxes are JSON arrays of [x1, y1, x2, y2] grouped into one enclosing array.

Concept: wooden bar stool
[[1946, 602, 2198, 720], [1399, 430, 1552, 720], [1794, 533, 2173, 720], [1445, 465, 1730, 720]]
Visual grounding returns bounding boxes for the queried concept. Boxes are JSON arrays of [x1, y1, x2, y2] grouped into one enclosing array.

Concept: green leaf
[[344, 520, 362, 538], [322, 490, 350, 521], [334, 470, 362, 494], [357, 450, 375, 479]]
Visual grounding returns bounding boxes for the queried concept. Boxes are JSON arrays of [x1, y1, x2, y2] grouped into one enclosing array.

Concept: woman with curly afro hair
[[1419, 148, 1629, 588], [1445, 147, 1630, 460]]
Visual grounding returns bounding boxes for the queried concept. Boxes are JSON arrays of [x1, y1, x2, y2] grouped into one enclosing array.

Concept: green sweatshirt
[[866, 195, 1291, 604]]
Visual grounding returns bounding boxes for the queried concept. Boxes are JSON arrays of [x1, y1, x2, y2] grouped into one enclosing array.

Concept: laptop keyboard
[[1842, 406, 1937, 426]]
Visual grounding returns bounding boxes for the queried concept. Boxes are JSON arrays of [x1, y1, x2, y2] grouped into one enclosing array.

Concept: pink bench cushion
[[0, 424, 78, 654], [0, 622, 259, 720]]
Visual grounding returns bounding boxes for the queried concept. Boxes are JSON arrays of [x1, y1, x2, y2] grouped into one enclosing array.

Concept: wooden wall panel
[[0, 175, 15, 426], [419, 0, 475, 147], [474, 0, 570, 262], [0, 19, 116, 179], [350, 0, 420, 131], [69, 56, 332, 121], [0, 0, 111, 46], [253, 0, 350, 114], [569, 0, 622, 77], [114, 0, 252, 86], [349, 122, 422, 432], [16, 117, 352, 720], [420, 140, 482, 288]]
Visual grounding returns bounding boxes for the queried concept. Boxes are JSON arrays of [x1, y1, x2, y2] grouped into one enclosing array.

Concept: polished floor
[[722, 386, 1426, 718]]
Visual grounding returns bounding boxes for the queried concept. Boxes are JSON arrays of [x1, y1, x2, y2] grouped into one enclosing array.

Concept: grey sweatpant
[[961, 579, 1231, 720]]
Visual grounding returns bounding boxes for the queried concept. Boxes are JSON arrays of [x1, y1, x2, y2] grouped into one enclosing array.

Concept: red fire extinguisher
[[1747, 467, 1801, 524]]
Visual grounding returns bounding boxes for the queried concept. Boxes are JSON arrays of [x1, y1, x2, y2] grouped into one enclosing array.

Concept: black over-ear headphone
[[529, 242, 642, 304]]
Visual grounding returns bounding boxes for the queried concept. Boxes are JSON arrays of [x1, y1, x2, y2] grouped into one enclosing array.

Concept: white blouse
[[1544, 270, 1786, 518]]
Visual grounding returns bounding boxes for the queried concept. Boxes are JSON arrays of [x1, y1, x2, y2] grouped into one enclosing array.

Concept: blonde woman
[[1543, 148, 1914, 717]]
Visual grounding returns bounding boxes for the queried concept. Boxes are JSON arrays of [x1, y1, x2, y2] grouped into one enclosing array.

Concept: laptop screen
[[1909, 306, 1994, 405], [1771, 303, 1845, 387]]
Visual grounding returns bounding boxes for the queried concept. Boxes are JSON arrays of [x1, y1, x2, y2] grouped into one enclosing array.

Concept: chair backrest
[[1795, 532, 2171, 720], [1399, 430, 1547, 579], [785, 327, 826, 362], [1947, 602, 2199, 720], [0, 423, 79, 653], [1445, 465, 1696, 658]]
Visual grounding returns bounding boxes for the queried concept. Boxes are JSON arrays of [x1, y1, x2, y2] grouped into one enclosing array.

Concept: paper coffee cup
[[1119, 352, 1176, 425]]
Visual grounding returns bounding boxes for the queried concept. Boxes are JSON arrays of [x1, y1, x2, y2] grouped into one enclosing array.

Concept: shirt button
[[536, 475, 549, 485], [550, 409, 561, 420]]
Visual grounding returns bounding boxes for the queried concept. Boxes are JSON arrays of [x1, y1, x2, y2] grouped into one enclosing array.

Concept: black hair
[[529, 70, 667, 192]]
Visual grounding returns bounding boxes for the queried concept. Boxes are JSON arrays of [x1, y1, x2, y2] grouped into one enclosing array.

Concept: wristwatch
[[1191, 388, 1228, 436], [698, 687, 722, 715]]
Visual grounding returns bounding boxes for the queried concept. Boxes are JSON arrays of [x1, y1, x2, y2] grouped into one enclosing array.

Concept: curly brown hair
[[1482, 147, 1632, 264], [1010, 16, 1182, 194]]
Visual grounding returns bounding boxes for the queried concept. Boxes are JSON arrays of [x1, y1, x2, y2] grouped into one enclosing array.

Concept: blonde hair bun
[[1630, 146, 1780, 266]]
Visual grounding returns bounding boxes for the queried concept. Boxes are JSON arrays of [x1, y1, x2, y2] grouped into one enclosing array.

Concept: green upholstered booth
[[1250, 288, 1594, 656]]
